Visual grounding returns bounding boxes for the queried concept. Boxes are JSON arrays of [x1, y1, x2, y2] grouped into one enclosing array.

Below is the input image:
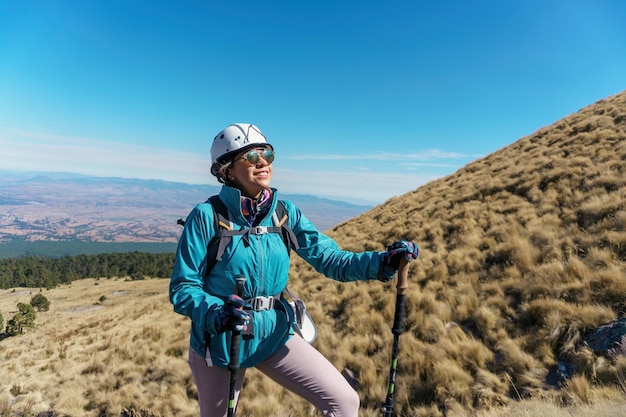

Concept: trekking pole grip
[[228, 275, 246, 373], [392, 258, 410, 336], [396, 258, 410, 295], [234, 274, 246, 297]]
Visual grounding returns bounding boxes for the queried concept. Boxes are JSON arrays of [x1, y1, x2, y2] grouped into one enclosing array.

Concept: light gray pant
[[189, 335, 360, 417]]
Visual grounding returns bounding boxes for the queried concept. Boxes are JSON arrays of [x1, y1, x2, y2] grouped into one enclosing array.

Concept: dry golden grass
[[0, 278, 197, 417], [2, 90, 626, 416], [286, 90, 626, 416]]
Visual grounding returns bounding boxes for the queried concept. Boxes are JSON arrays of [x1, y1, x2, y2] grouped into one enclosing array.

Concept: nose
[[256, 155, 271, 166]]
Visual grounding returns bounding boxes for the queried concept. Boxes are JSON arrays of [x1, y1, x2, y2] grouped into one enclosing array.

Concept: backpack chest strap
[[215, 226, 284, 261], [247, 226, 282, 235]]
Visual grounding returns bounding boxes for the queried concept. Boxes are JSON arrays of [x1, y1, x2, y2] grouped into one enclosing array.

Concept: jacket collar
[[218, 185, 280, 226]]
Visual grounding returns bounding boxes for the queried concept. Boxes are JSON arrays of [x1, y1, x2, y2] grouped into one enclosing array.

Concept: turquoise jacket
[[169, 185, 392, 368]]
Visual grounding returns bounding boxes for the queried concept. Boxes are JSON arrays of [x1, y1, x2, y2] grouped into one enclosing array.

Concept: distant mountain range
[[0, 171, 372, 248]]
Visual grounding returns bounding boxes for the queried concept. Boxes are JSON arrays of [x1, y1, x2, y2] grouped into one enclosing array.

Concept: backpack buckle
[[248, 296, 275, 311], [250, 226, 268, 235]]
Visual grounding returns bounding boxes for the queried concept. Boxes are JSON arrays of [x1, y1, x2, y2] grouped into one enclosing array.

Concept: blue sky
[[0, 1, 624, 205]]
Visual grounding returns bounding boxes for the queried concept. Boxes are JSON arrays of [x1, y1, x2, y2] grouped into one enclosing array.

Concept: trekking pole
[[381, 258, 410, 417], [227, 274, 246, 417]]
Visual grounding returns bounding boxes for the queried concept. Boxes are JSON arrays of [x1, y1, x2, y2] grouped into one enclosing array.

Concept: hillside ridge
[[288, 89, 626, 414]]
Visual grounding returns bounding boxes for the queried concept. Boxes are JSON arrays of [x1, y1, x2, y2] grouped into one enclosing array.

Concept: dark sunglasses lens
[[244, 151, 260, 164], [263, 150, 275, 163]]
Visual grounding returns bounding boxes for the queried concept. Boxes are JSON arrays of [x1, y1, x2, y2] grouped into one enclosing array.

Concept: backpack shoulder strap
[[205, 195, 239, 276], [272, 200, 288, 227], [273, 200, 300, 252], [209, 195, 232, 233]]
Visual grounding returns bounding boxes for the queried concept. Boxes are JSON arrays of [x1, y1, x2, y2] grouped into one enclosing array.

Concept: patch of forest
[[0, 237, 177, 259], [0, 251, 175, 289]]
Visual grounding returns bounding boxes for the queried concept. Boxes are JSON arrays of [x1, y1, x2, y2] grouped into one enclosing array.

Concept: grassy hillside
[[287, 90, 626, 415], [0, 278, 197, 417], [1, 90, 626, 416]]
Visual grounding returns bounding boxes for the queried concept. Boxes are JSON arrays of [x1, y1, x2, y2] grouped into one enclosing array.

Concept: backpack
[[177, 195, 316, 343]]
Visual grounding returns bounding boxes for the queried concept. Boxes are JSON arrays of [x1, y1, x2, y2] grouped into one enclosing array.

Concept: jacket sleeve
[[285, 200, 392, 282], [169, 204, 223, 335]]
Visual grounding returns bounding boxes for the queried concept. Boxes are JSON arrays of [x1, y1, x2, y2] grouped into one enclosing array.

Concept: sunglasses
[[239, 149, 275, 165]]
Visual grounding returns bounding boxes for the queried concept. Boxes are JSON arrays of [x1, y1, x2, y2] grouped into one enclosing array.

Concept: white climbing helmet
[[210, 123, 272, 167]]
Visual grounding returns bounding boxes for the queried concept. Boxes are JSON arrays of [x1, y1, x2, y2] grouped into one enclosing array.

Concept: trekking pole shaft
[[382, 258, 410, 417], [227, 275, 246, 417]]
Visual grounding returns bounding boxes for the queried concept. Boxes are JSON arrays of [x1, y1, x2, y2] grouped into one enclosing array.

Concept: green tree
[[6, 318, 21, 336], [30, 293, 50, 312], [11, 302, 37, 332]]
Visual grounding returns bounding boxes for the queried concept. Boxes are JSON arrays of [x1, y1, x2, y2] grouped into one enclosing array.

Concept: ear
[[221, 166, 235, 182]]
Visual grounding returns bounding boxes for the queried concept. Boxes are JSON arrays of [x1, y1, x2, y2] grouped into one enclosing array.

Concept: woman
[[170, 123, 418, 417]]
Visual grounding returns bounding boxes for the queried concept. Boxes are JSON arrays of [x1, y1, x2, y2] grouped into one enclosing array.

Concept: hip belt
[[245, 295, 281, 311]]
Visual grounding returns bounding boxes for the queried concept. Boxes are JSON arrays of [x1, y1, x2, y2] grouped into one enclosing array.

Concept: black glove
[[215, 295, 251, 333]]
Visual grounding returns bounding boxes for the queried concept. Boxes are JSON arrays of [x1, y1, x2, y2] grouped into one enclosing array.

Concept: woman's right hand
[[215, 295, 251, 333]]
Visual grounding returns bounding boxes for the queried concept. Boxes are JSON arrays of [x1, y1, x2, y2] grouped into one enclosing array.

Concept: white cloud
[[0, 129, 214, 185], [0, 129, 468, 204], [271, 167, 439, 205], [287, 149, 477, 161], [398, 162, 465, 169]]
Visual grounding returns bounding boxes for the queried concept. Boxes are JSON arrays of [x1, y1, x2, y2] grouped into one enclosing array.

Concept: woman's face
[[228, 147, 274, 198]]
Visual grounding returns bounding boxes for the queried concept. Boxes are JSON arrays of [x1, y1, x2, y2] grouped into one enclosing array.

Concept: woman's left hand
[[383, 240, 419, 269]]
